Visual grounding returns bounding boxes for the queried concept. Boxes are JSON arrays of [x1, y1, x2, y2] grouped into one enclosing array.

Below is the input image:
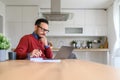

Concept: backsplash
[[47, 36, 102, 48]]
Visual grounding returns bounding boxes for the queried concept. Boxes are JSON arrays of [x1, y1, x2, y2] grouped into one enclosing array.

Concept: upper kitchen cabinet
[[72, 10, 85, 26], [42, 9, 85, 36], [62, 10, 85, 26], [6, 6, 39, 48], [6, 6, 38, 22], [47, 21, 65, 36], [22, 6, 38, 22], [84, 10, 107, 36], [46, 9, 107, 36], [6, 6, 22, 22]]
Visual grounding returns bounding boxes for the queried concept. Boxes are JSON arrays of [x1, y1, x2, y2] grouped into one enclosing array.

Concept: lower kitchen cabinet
[[52, 48, 109, 65], [75, 51, 108, 64]]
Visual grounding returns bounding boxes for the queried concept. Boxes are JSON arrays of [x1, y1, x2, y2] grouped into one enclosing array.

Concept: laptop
[[54, 46, 74, 59], [30, 46, 74, 62]]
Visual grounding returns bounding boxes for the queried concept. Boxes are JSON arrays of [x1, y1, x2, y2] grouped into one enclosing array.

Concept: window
[[119, 5, 120, 36]]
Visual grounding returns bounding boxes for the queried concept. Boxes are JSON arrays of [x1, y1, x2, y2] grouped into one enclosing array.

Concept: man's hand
[[40, 36, 48, 46], [30, 49, 42, 58]]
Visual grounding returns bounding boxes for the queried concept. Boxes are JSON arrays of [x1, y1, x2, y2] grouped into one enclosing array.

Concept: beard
[[35, 29, 46, 38], [38, 32, 46, 38]]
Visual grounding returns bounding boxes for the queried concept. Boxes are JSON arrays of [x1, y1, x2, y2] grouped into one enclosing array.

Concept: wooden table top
[[0, 59, 120, 80]]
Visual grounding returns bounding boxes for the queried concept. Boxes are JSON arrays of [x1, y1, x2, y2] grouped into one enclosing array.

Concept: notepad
[[30, 58, 61, 62]]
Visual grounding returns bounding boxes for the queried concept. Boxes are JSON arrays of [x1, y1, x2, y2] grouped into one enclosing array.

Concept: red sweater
[[15, 34, 53, 59]]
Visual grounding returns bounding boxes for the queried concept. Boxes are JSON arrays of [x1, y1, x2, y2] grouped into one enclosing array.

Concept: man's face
[[35, 22, 49, 38]]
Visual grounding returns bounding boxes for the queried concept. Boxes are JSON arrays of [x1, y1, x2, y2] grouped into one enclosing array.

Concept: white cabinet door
[[22, 6, 38, 22], [47, 21, 65, 36], [6, 6, 38, 48], [22, 22, 34, 35], [6, 6, 22, 22], [62, 10, 85, 26], [64, 10, 85, 35], [6, 22, 23, 48], [72, 10, 85, 26], [47, 10, 85, 36], [41, 9, 107, 36], [22, 6, 38, 35], [0, 2, 5, 15], [6, 6, 38, 22], [84, 10, 107, 36]]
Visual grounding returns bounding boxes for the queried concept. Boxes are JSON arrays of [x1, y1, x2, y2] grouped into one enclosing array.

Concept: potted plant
[[0, 33, 10, 61], [87, 40, 92, 48], [71, 40, 77, 48]]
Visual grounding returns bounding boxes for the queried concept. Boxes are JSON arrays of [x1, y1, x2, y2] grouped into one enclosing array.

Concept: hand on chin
[[39, 34, 45, 38]]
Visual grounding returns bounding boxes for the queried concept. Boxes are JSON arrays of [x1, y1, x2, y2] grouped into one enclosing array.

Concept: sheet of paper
[[30, 58, 61, 62]]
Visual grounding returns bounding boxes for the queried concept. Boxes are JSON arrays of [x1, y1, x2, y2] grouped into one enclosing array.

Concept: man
[[15, 18, 53, 59]]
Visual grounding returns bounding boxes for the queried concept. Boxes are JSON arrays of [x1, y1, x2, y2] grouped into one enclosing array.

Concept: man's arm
[[44, 47, 53, 59], [14, 36, 28, 59], [40, 36, 53, 59]]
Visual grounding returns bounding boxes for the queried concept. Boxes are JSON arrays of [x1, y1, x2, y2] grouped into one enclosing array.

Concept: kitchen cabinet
[[22, 6, 38, 22], [84, 10, 107, 36], [6, 22, 23, 47], [72, 10, 85, 26], [6, 6, 38, 48], [45, 9, 107, 36], [47, 21, 65, 36], [6, 6, 22, 22], [52, 48, 109, 64], [0, 1, 5, 15], [63, 10, 85, 26], [40, 9, 65, 36], [6, 6, 38, 22], [45, 9, 85, 36], [22, 22, 35, 35]]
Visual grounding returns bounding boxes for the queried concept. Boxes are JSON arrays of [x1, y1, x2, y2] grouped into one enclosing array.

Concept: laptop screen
[[54, 46, 74, 59]]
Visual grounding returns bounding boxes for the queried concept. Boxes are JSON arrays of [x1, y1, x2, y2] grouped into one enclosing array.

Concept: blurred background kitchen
[[0, 0, 120, 67]]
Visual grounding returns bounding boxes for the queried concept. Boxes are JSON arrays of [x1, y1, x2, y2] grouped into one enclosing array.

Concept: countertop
[[52, 48, 109, 52]]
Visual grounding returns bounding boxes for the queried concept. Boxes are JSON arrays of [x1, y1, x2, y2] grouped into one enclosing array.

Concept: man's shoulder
[[21, 34, 33, 39]]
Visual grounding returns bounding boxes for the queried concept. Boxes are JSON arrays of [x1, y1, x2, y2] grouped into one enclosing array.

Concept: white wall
[[107, 5, 116, 54], [47, 37, 100, 48], [0, 1, 5, 34]]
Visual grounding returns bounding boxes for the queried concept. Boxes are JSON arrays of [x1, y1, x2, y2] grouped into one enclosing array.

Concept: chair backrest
[[54, 46, 74, 59]]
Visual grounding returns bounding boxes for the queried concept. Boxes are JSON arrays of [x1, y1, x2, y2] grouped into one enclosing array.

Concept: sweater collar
[[32, 32, 40, 40]]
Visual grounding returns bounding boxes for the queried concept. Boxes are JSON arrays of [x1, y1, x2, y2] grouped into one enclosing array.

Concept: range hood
[[42, 0, 69, 21]]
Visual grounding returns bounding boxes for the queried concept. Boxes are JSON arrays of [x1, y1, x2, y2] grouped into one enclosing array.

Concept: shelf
[[52, 48, 109, 52], [46, 34, 106, 37]]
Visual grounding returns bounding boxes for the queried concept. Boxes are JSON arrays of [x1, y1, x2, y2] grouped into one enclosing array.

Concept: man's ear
[[34, 25, 37, 30]]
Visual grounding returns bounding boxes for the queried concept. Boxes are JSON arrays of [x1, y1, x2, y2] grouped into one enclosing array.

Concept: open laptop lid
[[54, 46, 74, 59]]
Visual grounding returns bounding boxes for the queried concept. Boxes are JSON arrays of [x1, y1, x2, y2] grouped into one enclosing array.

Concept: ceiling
[[0, 0, 114, 9]]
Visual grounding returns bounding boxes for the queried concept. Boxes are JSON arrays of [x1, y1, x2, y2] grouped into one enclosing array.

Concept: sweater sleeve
[[14, 36, 28, 59], [44, 47, 53, 59]]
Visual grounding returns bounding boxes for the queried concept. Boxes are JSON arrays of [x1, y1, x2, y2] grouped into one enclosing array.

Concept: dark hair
[[35, 18, 49, 26]]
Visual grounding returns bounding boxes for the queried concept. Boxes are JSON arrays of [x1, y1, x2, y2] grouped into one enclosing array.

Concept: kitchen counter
[[52, 48, 109, 52], [52, 48, 110, 64]]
